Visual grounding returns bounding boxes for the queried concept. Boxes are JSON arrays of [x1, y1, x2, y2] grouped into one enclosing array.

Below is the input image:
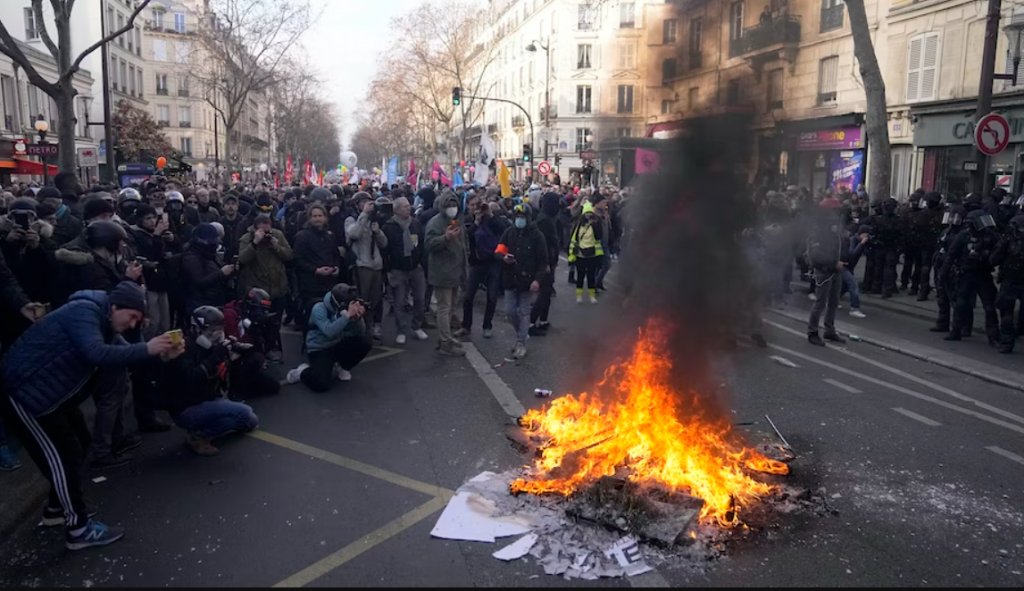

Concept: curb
[[787, 280, 940, 323], [0, 466, 48, 543], [766, 307, 1024, 393]]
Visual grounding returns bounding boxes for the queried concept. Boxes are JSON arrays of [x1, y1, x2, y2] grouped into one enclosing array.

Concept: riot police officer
[[991, 214, 1024, 353], [868, 198, 900, 298], [930, 205, 966, 334], [912, 192, 944, 301], [943, 209, 1001, 344]]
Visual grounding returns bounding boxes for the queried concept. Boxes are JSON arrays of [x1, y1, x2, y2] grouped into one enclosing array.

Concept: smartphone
[[165, 329, 184, 347], [13, 211, 30, 230]]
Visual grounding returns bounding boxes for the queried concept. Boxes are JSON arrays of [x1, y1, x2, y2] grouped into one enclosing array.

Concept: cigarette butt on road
[[769, 355, 798, 368], [91, 476, 107, 484]]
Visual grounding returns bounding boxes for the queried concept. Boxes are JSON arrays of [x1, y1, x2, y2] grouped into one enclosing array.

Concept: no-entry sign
[[537, 161, 551, 175], [974, 112, 1011, 156]]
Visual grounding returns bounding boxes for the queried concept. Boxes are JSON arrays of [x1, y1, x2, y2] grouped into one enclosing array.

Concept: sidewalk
[[0, 450, 48, 542]]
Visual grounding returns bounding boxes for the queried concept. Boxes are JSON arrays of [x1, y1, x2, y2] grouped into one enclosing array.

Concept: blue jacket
[[1, 290, 150, 417], [305, 292, 365, 353]]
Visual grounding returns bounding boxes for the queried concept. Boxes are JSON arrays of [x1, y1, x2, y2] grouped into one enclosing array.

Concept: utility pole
[[100, 0, 117, 183]]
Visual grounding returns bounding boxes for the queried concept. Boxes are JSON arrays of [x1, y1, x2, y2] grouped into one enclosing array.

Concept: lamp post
[[34, 114, 50, 186], [525, 39, 551, 172]]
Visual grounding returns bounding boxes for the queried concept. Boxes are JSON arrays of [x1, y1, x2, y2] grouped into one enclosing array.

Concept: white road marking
[[462, 342, 527, 418], [764, 319, 1024, 426], [823, 378, 862, 394], [986, 445, 1024, 467], [769, 355, 799, 368], [892, 407, 942, 427]]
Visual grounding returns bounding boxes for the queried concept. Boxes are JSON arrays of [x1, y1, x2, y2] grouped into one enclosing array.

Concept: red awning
[[12, 157, 59, 176], [645, 120, 686, 139]]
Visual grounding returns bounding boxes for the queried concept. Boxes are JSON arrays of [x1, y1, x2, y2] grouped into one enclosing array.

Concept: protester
[[181, 222, 235, 315], [460, 200, 505, 339], [292, 202, 343, 330], [568, 201, 604, 304], [805, 199, 847, 346], [496, 204, 548, 359], [286, 283, 372, 391], [345, 192, 389, 339], [237, 214, 293, 361], [381, 196, 429, 344], [424, 191, 467, 356]]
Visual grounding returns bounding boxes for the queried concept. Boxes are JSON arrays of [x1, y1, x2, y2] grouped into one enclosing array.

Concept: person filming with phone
[[285, 283, 372, 392]]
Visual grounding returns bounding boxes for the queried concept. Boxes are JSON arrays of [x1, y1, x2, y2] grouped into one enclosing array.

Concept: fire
[[511, 320, 789, 526]]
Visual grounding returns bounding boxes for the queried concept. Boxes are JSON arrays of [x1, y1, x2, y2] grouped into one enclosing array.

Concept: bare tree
[[0, 0, 152, 173], [845, 0, 890, 200], [194, 0, 313, 184]]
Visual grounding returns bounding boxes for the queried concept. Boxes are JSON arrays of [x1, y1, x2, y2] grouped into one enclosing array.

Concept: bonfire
[[511, 320, 788, 526]]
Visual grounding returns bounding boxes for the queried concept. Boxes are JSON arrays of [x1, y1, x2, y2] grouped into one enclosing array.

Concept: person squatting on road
[[286, 283, 372, 391]]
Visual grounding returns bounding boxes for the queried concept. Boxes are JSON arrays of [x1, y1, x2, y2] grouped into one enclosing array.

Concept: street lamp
[[525, 39, 551, 169], [34, 114, 50, 186]]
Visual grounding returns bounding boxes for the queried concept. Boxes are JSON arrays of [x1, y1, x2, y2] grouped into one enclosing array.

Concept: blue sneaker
[[0, 445, 21, 471], [65, 519, 124, 550]]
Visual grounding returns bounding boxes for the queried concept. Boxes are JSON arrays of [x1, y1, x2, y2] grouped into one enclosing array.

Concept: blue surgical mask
[[514, 218, 527, 229]]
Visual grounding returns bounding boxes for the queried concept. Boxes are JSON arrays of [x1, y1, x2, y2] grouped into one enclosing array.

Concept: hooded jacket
[[344, 209, 388, 271], [1, 290, 150, 417], [53, 243, 128, 307], [305, 291, 365, 353], [181, 241, 230, 311], [237, 225, 293, 299], [424, 192, 467, 288], [219, 212, 247, 261], [498, 220, 549, 292]]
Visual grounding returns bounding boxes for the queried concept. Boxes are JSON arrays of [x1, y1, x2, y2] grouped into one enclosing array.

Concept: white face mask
[[445, 207, 458, 218]]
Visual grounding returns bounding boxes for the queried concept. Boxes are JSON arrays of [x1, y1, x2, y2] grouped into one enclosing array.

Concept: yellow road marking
[[248, 430, 454, 498], [273, 495, 450, 587]]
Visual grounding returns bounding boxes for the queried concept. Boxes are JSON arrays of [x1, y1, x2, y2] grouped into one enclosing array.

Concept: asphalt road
[[1, 261, 1022, 587]]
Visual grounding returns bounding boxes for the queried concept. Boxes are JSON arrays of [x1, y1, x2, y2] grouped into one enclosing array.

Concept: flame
[[511, 320, 788, 526]]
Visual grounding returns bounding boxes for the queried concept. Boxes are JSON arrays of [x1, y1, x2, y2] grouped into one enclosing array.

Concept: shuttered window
[[906, 33, 939, 102], [817, 56, 838, 104]]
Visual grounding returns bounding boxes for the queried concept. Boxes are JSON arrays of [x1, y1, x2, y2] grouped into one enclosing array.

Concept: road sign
[[537, 161, 551, 175], [974, 112, 1011, 156], [26, 143, 58, 156], [77, 147, 98, 167]]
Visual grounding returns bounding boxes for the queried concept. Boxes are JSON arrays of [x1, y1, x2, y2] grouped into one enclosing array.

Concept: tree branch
[[0, 21, 57, 94], [36, 0, 60, 60], [69, 0, 152, 75]]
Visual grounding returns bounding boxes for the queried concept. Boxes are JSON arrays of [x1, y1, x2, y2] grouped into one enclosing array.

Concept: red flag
[[285, 154, 294, 184], [406, 159, 417, 186], [303, 160, 312, 185]]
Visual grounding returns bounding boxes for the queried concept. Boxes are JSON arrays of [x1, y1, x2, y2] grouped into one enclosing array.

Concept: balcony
[[157, 120, 170, 127], [178, 89, 190, 97], [820, 4, 844, 33], [511, 115, 525, 128], [487, 123, 498, 134], [156, 88, 168, 95], [729, 15, 801, 59], [180, 121, 191, 128], [539, 105, 558, 120]]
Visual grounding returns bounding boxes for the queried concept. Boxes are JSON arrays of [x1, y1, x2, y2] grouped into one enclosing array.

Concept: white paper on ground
[[492, 533, 539, 560], [430, 491, 532, 542], [604, 535, 654, 577]]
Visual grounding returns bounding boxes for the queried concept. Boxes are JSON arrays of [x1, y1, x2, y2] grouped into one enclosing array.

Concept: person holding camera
[[381, 196, 429, 344], [1, 198, 56, 326], [181, 223, 235, 316], [155, 306, 260, 457], [425, 191, 468, 356], [129, 203, 172, 336], [344, 192, 389, 339], [286, 283, 372, 392], [222, 287, 282, 398], [237, 214, 292, 362]]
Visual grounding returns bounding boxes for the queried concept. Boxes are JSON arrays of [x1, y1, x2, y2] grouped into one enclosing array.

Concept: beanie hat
[[192, 222, 220, 246], [108, 281, 147, 314], [134, 202, 157, 219], [223, 193, 239, 203], [36, 186, 61, 201], [83, 197, 115, 220]]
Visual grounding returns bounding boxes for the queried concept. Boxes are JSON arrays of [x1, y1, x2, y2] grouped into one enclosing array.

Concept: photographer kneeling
[[286, 283, 371, 392], [222, 287, 281, 398], [156, 306, 259, 456]]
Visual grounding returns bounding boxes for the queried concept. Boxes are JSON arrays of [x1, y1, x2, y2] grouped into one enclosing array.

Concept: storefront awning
[[12, 157, 58, 176]]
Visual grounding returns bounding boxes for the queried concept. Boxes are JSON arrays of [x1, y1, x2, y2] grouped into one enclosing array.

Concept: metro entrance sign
[[26, 143, 59, 157], [974, 112, 1011, 156]]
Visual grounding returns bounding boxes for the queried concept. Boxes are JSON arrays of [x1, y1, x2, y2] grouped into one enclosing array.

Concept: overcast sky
[[301, 0, 425, 150]]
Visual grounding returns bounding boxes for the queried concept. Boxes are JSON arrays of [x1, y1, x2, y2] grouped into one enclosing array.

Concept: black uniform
[[991, 215, 1024, 352], [867, 198, 900, 297], [944, 211, 1000, 343], [931, 219, 962, 333], [912, 194, 944, 300]]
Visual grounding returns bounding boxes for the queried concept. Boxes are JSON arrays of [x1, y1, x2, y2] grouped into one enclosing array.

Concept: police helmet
[[85, 219, 128, 251]]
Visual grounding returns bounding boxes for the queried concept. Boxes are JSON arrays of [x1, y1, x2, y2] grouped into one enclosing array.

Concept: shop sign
[[914, 109, 1024, 147], [830, 151, 865, 192], [962, 161, 979, 171], [796, 127, 863, 151]]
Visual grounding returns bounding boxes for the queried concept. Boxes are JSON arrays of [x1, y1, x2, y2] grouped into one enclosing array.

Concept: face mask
[[445, 207, 458, 218], [515, 218, 527, 229]]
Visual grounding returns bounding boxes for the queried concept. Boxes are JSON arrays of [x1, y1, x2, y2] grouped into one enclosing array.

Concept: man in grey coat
[[344, 192, 388, 338], [424, 191, 467, 356]]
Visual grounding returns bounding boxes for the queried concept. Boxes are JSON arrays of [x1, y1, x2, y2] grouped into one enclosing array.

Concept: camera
[[13, 211, 31, 230], [370, 201, 393, 225]]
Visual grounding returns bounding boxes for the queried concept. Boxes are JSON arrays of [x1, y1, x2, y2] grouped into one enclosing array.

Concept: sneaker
[[396, 334, 407, 345], [482, 328, 493, 339], [576, 295, 584, 304], [41, 505, 97, 528], [90, 453, 132, 471], [589, 294, 599, 304], [453, 327, 470, 338], [65, 519, 125, 551], [371, 324, 383, 339], [807, 333, 826, 347], [286, 362, 309, 384], [335, 367, 352, 382], [849, 309, 867, 319], [113, 435, 143, 456], [437, 341, 466, 357], [266, 350, 284, 363], [0, 445, 22, 471], [186, 433, 219, 456], [808, 293, 818, 302], [413, 329, 429, 341], [823, 332, 846, 344], [512, 343, 527, 360]]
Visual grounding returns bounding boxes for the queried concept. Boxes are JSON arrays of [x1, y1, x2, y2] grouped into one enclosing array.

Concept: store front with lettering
[[912, 102, 1024, 197], [791, 126, 866, 195]]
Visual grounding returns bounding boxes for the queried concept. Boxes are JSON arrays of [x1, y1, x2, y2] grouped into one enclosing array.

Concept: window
[[157, 104, 170, 125], [661, 99, 673, 115], [578, 2, 596, 31], [127, 25, 134, 52], [107, 6, 115, 32], [817, 55, 839, 104], [179, 106, 192, 127], [689, 18, 703, 69], [663, 19, 677, 44], [135, 28, 142, 56], [688, 87, 699, 109], [820, 0, 845, 33], [27, 86, 39, 121], [906, 33, 939, 102], [135, 67, 143, 98], [1, 76, 16, 130], [617, 127, 632, 138], [180, 137, 192, 156], [119, 60, 127, 92], [576, 127, 593, 151], [617, 85, 634, 113], [576, 85, 592, 113], [619, 2, 635, 28], [24, 8, 39, 40], [661, 58, 678, 83], [577, 44, 592, 69], [110, 56, 118, 88], [156, 73, 168, 95], [153, 9, 164, 29], [178, 76, 190, 96], [767, 68, 784, 110], [729, 2, 744, 42], [174, 12, 186, 33], [153, 39, 167, 61], [117, 14, 125, 46], [128, 65, 136, 96], [617, 43, 636, 69]]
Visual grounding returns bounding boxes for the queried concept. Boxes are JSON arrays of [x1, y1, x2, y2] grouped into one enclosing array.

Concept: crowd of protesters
[[0, 170, 626, 550]]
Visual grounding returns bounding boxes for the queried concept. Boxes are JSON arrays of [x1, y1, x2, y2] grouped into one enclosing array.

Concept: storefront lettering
[[953, 117, 1024, 141], [916, 110, 1024, 147]]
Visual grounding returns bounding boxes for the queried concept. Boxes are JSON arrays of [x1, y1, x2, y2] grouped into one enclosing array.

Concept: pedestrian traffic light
[[452, 87, 461, 106], [522, 144, 532, 163]]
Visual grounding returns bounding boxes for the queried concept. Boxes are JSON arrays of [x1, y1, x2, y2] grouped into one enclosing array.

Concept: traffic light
[[522, 144, 532, 163], [554, 154, 562, 167], [452, 87, 461, 106]]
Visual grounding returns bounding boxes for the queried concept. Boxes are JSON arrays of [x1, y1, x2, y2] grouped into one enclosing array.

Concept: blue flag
[[453, 168, 464, 187], [387, 156, 398, 185]]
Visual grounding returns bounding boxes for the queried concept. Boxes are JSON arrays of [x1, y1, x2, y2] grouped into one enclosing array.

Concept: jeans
[[807, 270, 841, 335], [300, 335, 373, 392], [530, 266, 556, 324], [173, 399, 258, 440], [434, 287, 458, 345], [356, 267, 384, 326], [840, 267, 861, 309], [505, 289, 536, 345], [144, 291, 170, 339], [595, 254, 611, 287], [462, 263, 501, 330], [389, 268, 426, 335], [89, 367, 136, 459]]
